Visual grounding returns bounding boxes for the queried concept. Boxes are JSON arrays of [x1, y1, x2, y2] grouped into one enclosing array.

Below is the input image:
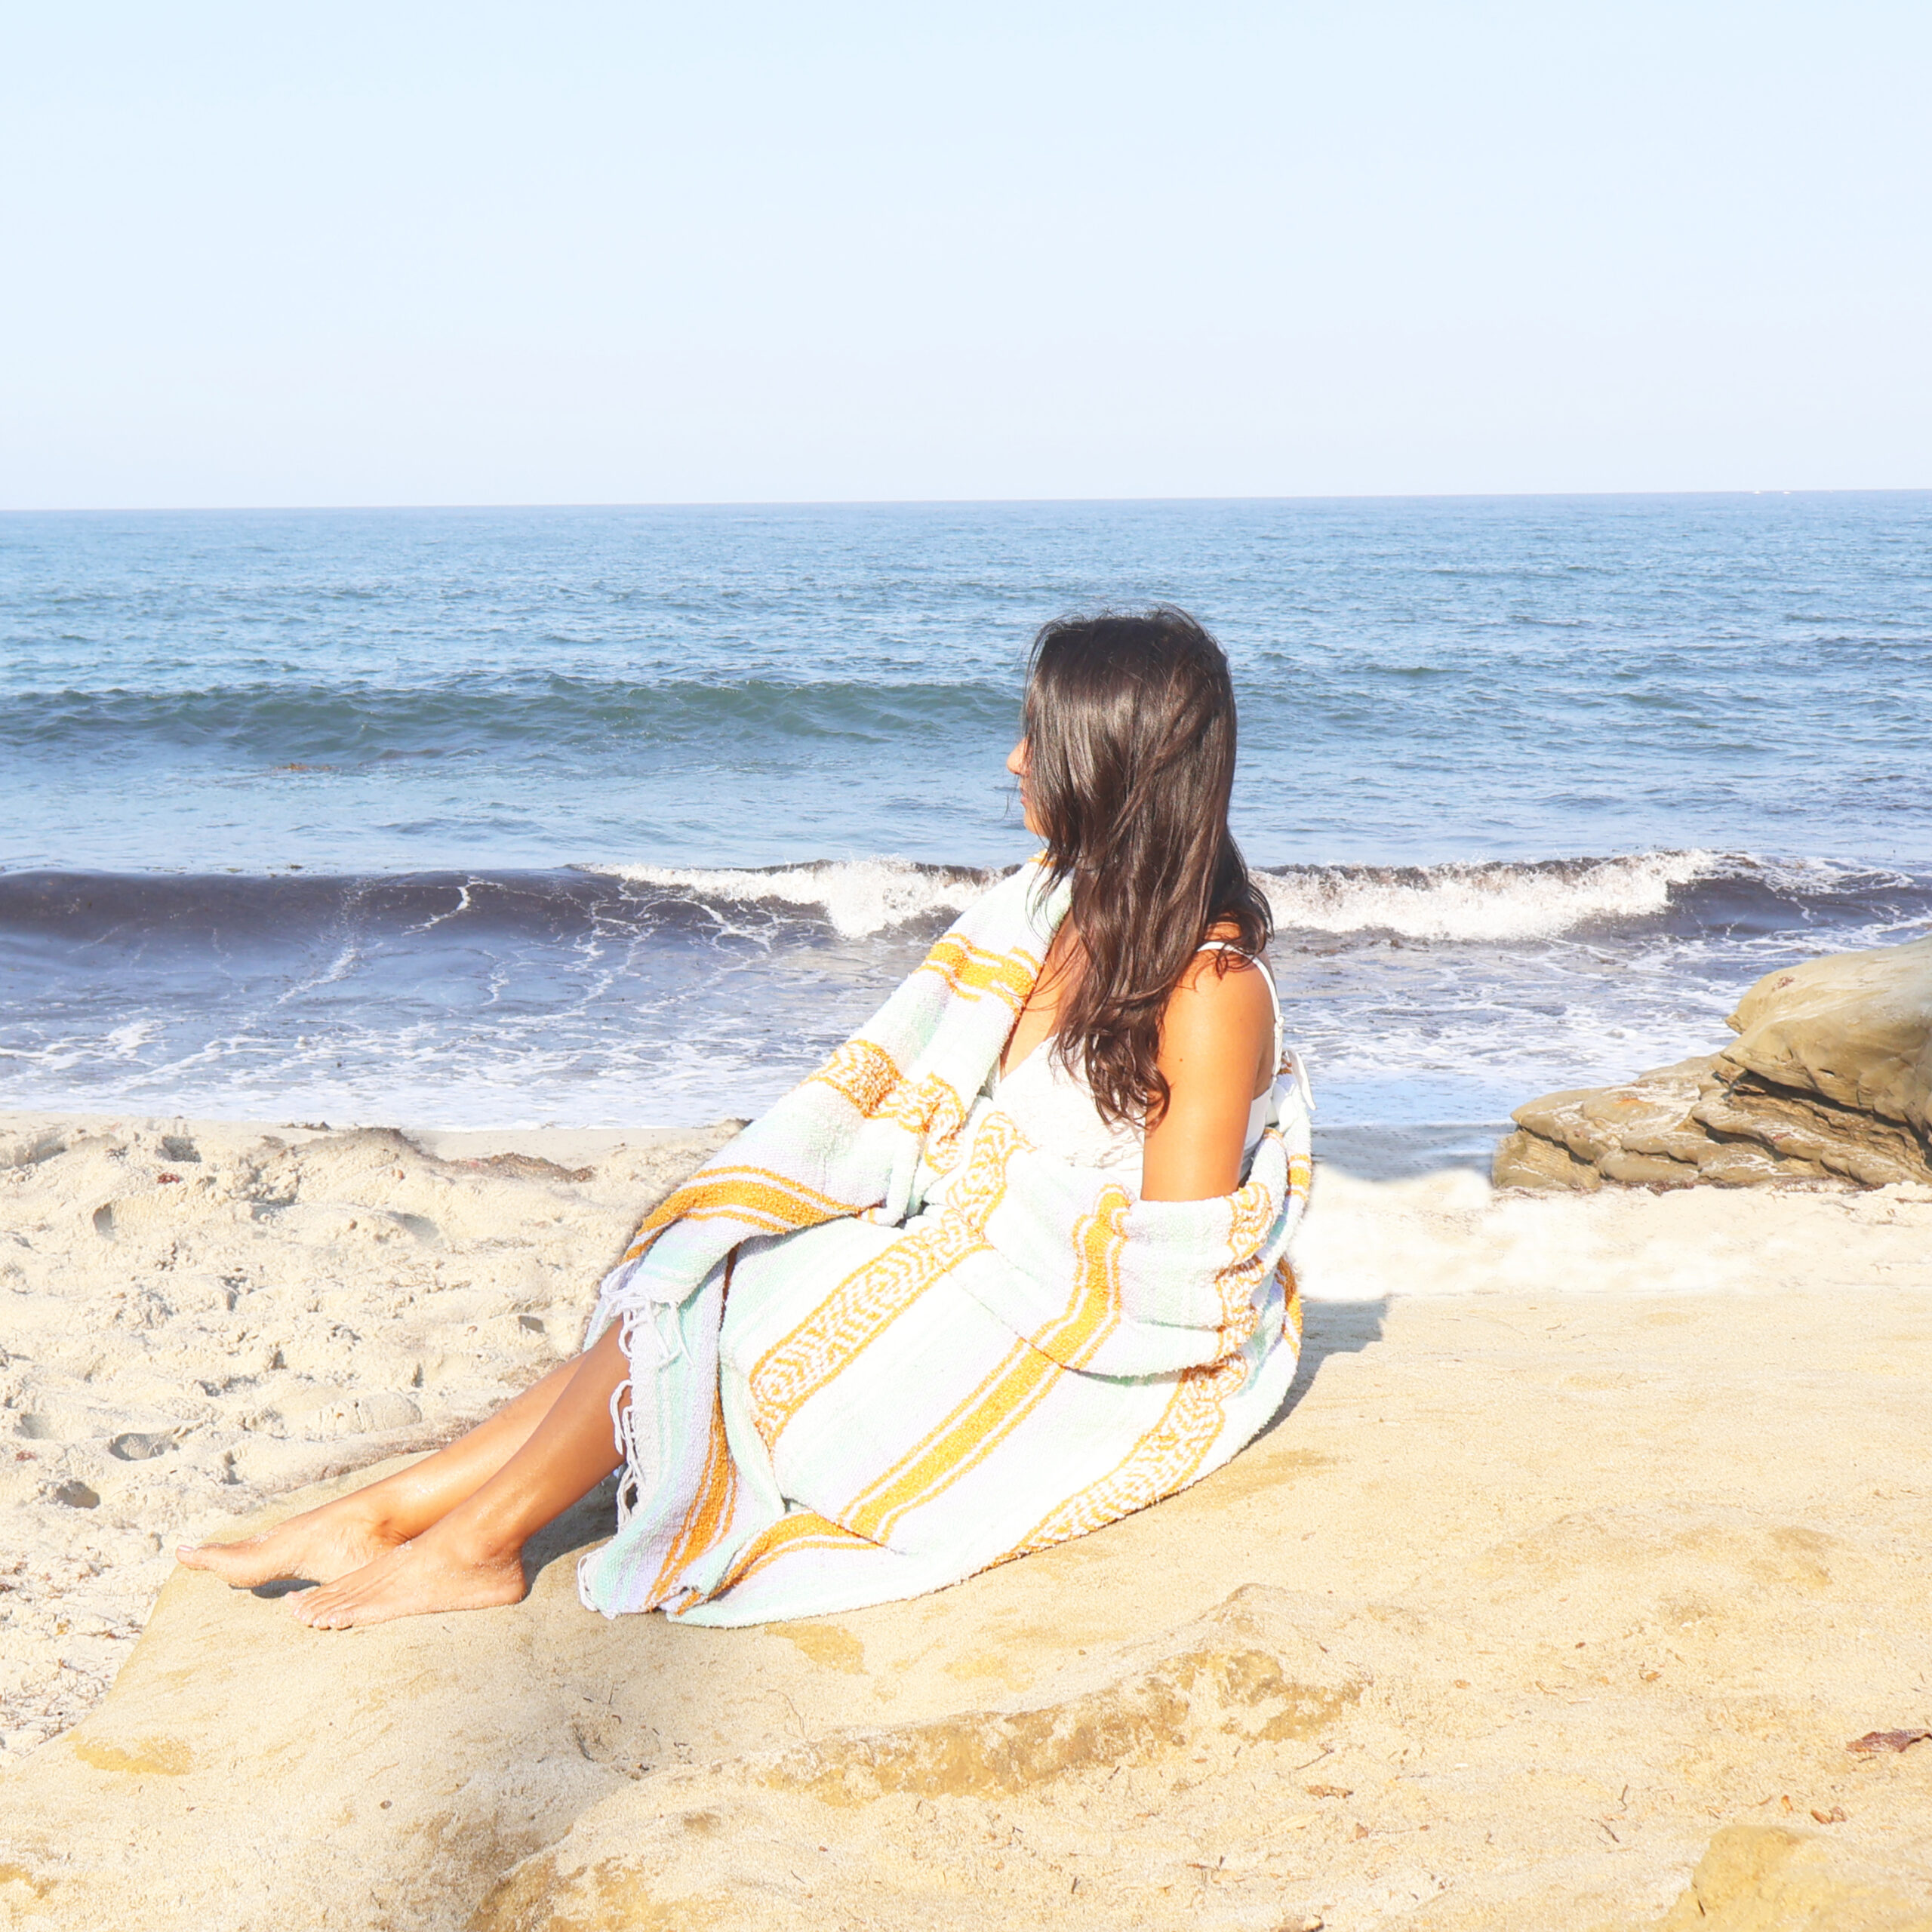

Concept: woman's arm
[[1139, 955, 1275, 1202]]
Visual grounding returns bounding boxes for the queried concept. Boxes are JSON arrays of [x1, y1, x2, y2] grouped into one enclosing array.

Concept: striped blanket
[[576, 859, 1313, 1624]]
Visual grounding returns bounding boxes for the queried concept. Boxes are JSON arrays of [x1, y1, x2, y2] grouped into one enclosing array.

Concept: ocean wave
[[1257, 853, 1729, 941], [595, 851, 1932, 946], [589, 859, 1011, 939], [0, 861, 1012, 951], [0, 675, 1020, 761], [6, 850, 1929, 1139], [5, 853, 1925, 957]]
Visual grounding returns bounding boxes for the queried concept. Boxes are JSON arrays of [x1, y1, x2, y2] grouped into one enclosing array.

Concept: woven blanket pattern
[[576, 860, 1312, 1624]]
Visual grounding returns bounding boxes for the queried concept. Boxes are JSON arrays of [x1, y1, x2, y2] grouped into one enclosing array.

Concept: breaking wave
[[5, 852, 1926, 956], [1257, 852, 1725, 941], [588, 858, 1011, 939], [595, 851, 1932, 944]]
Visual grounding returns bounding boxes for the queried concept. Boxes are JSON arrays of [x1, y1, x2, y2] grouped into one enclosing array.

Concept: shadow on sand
[[1258, 1295, 1389, 1441]]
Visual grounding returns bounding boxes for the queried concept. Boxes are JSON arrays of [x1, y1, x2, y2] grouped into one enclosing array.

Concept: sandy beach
[[0, 1110, 742, 1752], [4, 1108, 1931, 1927], [9, 0, 1930, 1916]]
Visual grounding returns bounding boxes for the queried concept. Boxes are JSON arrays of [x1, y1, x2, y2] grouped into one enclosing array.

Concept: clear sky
[[3, 2, 1927, 508]]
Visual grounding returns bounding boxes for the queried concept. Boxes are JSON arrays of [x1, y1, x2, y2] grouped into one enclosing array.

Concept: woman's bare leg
[[288, 1324, 631, 1628], [177, 1335, 610, 1589]]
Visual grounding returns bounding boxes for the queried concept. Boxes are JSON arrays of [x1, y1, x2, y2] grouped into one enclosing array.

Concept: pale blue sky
[[2, 2, 1927, 507]]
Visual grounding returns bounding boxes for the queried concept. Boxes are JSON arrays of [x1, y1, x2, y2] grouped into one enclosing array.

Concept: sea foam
[[594, 850, 1734, 944], [1258, 851, 1724, 942], [592, 858, 1008, 938]]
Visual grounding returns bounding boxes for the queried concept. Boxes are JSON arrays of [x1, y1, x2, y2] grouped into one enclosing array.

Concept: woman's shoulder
[[1161, 931, 1273, 1047]]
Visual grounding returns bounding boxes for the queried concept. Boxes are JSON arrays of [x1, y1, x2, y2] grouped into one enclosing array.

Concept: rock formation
[[1655, 1825, 1932, 1932], [1494, 934, 1932, 1191]]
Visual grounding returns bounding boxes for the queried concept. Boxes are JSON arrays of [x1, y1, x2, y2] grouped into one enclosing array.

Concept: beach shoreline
[[4, 1106, 1931, 1925]]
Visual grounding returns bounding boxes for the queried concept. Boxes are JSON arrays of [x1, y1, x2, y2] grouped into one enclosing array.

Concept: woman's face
[[1006, 737, 1044, 836]]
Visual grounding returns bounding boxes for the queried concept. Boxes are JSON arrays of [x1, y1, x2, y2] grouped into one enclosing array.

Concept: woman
[[180, 608, 1312, 1629]]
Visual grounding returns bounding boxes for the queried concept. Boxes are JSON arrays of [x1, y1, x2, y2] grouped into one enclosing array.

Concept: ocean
[[5, 495, 1930, 1175]]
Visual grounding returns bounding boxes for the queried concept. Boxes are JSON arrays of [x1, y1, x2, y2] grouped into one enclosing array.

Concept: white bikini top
[[927, 943, 1285, 1204]]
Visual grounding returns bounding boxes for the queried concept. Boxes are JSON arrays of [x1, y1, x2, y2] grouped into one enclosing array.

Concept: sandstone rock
[[1726, 934, 1932, 1140], [1496, 937, 1932, 1192], [1691, 1078, 1932, 1189], [1654, 1823, 1932, 1930], [0, 1453, 1369, 1932], [1492, 1055, 1827, 1193], [470, 1586, 1371, 1932]]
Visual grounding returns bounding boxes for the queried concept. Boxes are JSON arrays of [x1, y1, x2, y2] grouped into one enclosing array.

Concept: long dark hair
[[1023, 606, 1271, 1128]]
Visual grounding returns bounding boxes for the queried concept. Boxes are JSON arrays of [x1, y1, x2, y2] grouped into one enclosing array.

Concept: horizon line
[[4, 485, 1931, 517]]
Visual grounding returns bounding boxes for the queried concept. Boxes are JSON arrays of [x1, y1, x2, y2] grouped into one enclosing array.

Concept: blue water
[[5, 495, 1930, 1164]]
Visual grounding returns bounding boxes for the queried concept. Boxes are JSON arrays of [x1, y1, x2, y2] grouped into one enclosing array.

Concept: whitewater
[[4, 494, 1930, 1170]]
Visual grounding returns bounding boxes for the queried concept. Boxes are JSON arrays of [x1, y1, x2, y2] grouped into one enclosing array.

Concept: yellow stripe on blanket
[[703, 1507, 877, 1600], [841, 1186, 1130, 1544], [620, 1168, 863, 1263], [917, 934, 1038, 1012], [806, 1041, 972, 1152], [805, 1038, 901, 1116], [1011, 1349, 1247, 1559], [747, 1211, 989, 1451], [746, 1112, 1026, 1444], [648, 1388, 739, 1606]]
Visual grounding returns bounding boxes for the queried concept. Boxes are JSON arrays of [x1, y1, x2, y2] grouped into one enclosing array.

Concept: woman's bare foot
[[288, 1523, 528, 1630], [177, 1497, 406, 1589]]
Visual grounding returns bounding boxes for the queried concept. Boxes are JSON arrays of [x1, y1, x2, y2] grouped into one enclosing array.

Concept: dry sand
[[0, 1111, 740, 1752], [3, 1111, 1932, 1927]]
